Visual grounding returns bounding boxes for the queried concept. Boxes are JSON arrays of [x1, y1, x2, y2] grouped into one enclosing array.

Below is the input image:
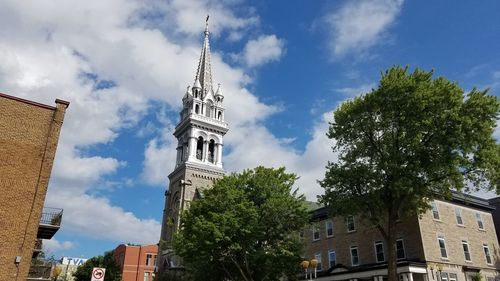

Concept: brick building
[[114, 244, 158, 281], [304, 193, 500, 281], [0, 93, 69, 281]]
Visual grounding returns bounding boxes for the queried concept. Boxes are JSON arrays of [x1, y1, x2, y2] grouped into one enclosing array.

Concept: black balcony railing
[[38, 207, 63, 239], [40, 207, 63, 226]]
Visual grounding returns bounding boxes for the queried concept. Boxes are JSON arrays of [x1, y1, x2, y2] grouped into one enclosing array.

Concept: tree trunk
[[387, 209, 398, 281]]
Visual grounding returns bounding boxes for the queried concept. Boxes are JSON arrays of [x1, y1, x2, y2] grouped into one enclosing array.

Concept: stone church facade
[[157, 18, 228, 277]]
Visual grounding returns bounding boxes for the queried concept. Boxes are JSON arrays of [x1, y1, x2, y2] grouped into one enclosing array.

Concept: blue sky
[[0, 0, 499, 259]]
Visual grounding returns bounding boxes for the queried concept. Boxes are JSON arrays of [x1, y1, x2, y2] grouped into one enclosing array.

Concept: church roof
[[193, 16, 214, 95]]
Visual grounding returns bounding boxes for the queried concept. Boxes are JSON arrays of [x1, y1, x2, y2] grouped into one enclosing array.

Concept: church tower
[[158, 17, 228, 273]]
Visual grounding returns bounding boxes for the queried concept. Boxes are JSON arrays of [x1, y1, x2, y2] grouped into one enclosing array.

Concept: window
[[396, 239, 405, 260], [462, 240, 471, 261], [438, 236, 448, 258], [374, 241, 385, 262], [455, 207, 463, 225], [440, 272, 448, 281], [432, 202, 440, 220], [350, 246, 359, 266], [153, 255, 157, 267], [196, 136, 204, 160], [328, 250, 336, 268], [326, 220, 333, 237], [208, 139, 215, 163], [476, 213, 484, 230], [312, 225, 320, 241], [449, 273, 457, 281], [146, 254, 153, 266], [483, 244, 492, 264], [346, 216, 356, 232], [144, 272, 150, 281], [314, 252, 322, 271]]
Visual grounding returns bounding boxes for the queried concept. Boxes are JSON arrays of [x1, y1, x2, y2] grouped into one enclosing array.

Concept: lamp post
[[301, 259, 318, 280]]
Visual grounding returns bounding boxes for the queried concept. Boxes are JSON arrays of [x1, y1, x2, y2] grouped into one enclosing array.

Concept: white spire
[[193, 15, 213, 95]]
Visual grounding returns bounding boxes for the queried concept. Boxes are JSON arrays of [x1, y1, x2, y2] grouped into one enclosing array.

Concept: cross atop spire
[[193, 15, 213, 95]]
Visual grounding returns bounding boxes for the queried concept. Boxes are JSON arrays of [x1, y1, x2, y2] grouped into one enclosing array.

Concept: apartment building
[[303, 193, 499, 281], [114, 244, 158, 281], [0, 93, 69, 281]]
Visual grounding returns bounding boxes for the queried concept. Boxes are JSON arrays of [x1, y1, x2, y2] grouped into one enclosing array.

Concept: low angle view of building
[[157, 18, 228, 277], [303, 193, 500, 281], [0, 2, 499, 281], [0, 93, 69, 281]]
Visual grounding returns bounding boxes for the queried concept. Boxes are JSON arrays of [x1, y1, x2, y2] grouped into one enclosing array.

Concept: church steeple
[[193, 15, 213, 97], [158, 16, 229, 277]]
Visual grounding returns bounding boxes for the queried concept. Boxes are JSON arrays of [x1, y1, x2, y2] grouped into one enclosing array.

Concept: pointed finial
[[205, 15, 210, 36]]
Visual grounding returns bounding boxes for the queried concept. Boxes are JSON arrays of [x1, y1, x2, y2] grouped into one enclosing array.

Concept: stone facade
[[304, 194, 500, 281], [0, 93, 69, 281], [157, 19, 228, 277]]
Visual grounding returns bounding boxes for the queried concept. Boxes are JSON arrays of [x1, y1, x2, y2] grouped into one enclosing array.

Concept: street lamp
[[301, 259, 319, 280]]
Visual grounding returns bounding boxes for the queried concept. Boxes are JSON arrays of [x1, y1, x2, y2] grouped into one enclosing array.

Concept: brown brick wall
[[303, 213, 425, 271], [114, 244, 158, 281], [0, 94, 68, 281]]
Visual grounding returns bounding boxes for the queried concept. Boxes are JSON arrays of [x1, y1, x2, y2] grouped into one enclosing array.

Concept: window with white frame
[[432, 202, 440, 220], [455, 207, 463, 225], [374, 241, 385, 262], [483, 244, 492, 264], [476, 212, 485, 230], [312, 225, 320, 241], [350, 246, 359, 266], [144, 272, 150, 281], [449, 273, 457, 281], [396, 239, 405, 260], [438, 236, 448, 258], [462, 240, 471, 261], [314, 252, 322, 271], [328, 250, 336, 268], [146, 254, 153, 266], [440, 272, 448, 281], [346, 216, 356, 232], [326, 220, 333, 237]]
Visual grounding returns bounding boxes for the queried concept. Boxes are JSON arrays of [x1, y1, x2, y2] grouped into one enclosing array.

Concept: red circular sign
[[93, 268, 105, 279]]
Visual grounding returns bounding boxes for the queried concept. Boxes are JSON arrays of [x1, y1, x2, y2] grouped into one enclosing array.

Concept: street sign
[[91, 267, 106, 281]]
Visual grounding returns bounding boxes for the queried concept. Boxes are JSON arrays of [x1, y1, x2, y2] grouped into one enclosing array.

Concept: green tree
[[320, 67, 499, 281], [174, 166, 309, 281], [73, 250, 122, 281]]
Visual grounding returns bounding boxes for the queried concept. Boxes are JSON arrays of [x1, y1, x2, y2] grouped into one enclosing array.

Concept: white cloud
[[43, 239, 75, 254], [325, 0, 404, 58], [336, 82, 376, 97], [46, 190, 161, 244], [0, 0, 272, 245], [223, 111, 336, 200], [241, 35, 285, 67]]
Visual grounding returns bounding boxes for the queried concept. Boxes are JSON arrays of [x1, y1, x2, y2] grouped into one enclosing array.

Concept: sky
[[1, 0, 499, 259]]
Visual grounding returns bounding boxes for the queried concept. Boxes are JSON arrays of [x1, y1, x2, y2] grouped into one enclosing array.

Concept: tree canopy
[[174, 166, 309, 281], [320, 66, 499, 281], [73, 250, 122, 281]]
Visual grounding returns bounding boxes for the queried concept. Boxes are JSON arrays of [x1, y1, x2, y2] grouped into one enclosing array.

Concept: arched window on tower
[[208, 140, 215, 163], [196, 137, 204, 160], [218, 111, 222, 120], [195, 104, 200, 114]]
